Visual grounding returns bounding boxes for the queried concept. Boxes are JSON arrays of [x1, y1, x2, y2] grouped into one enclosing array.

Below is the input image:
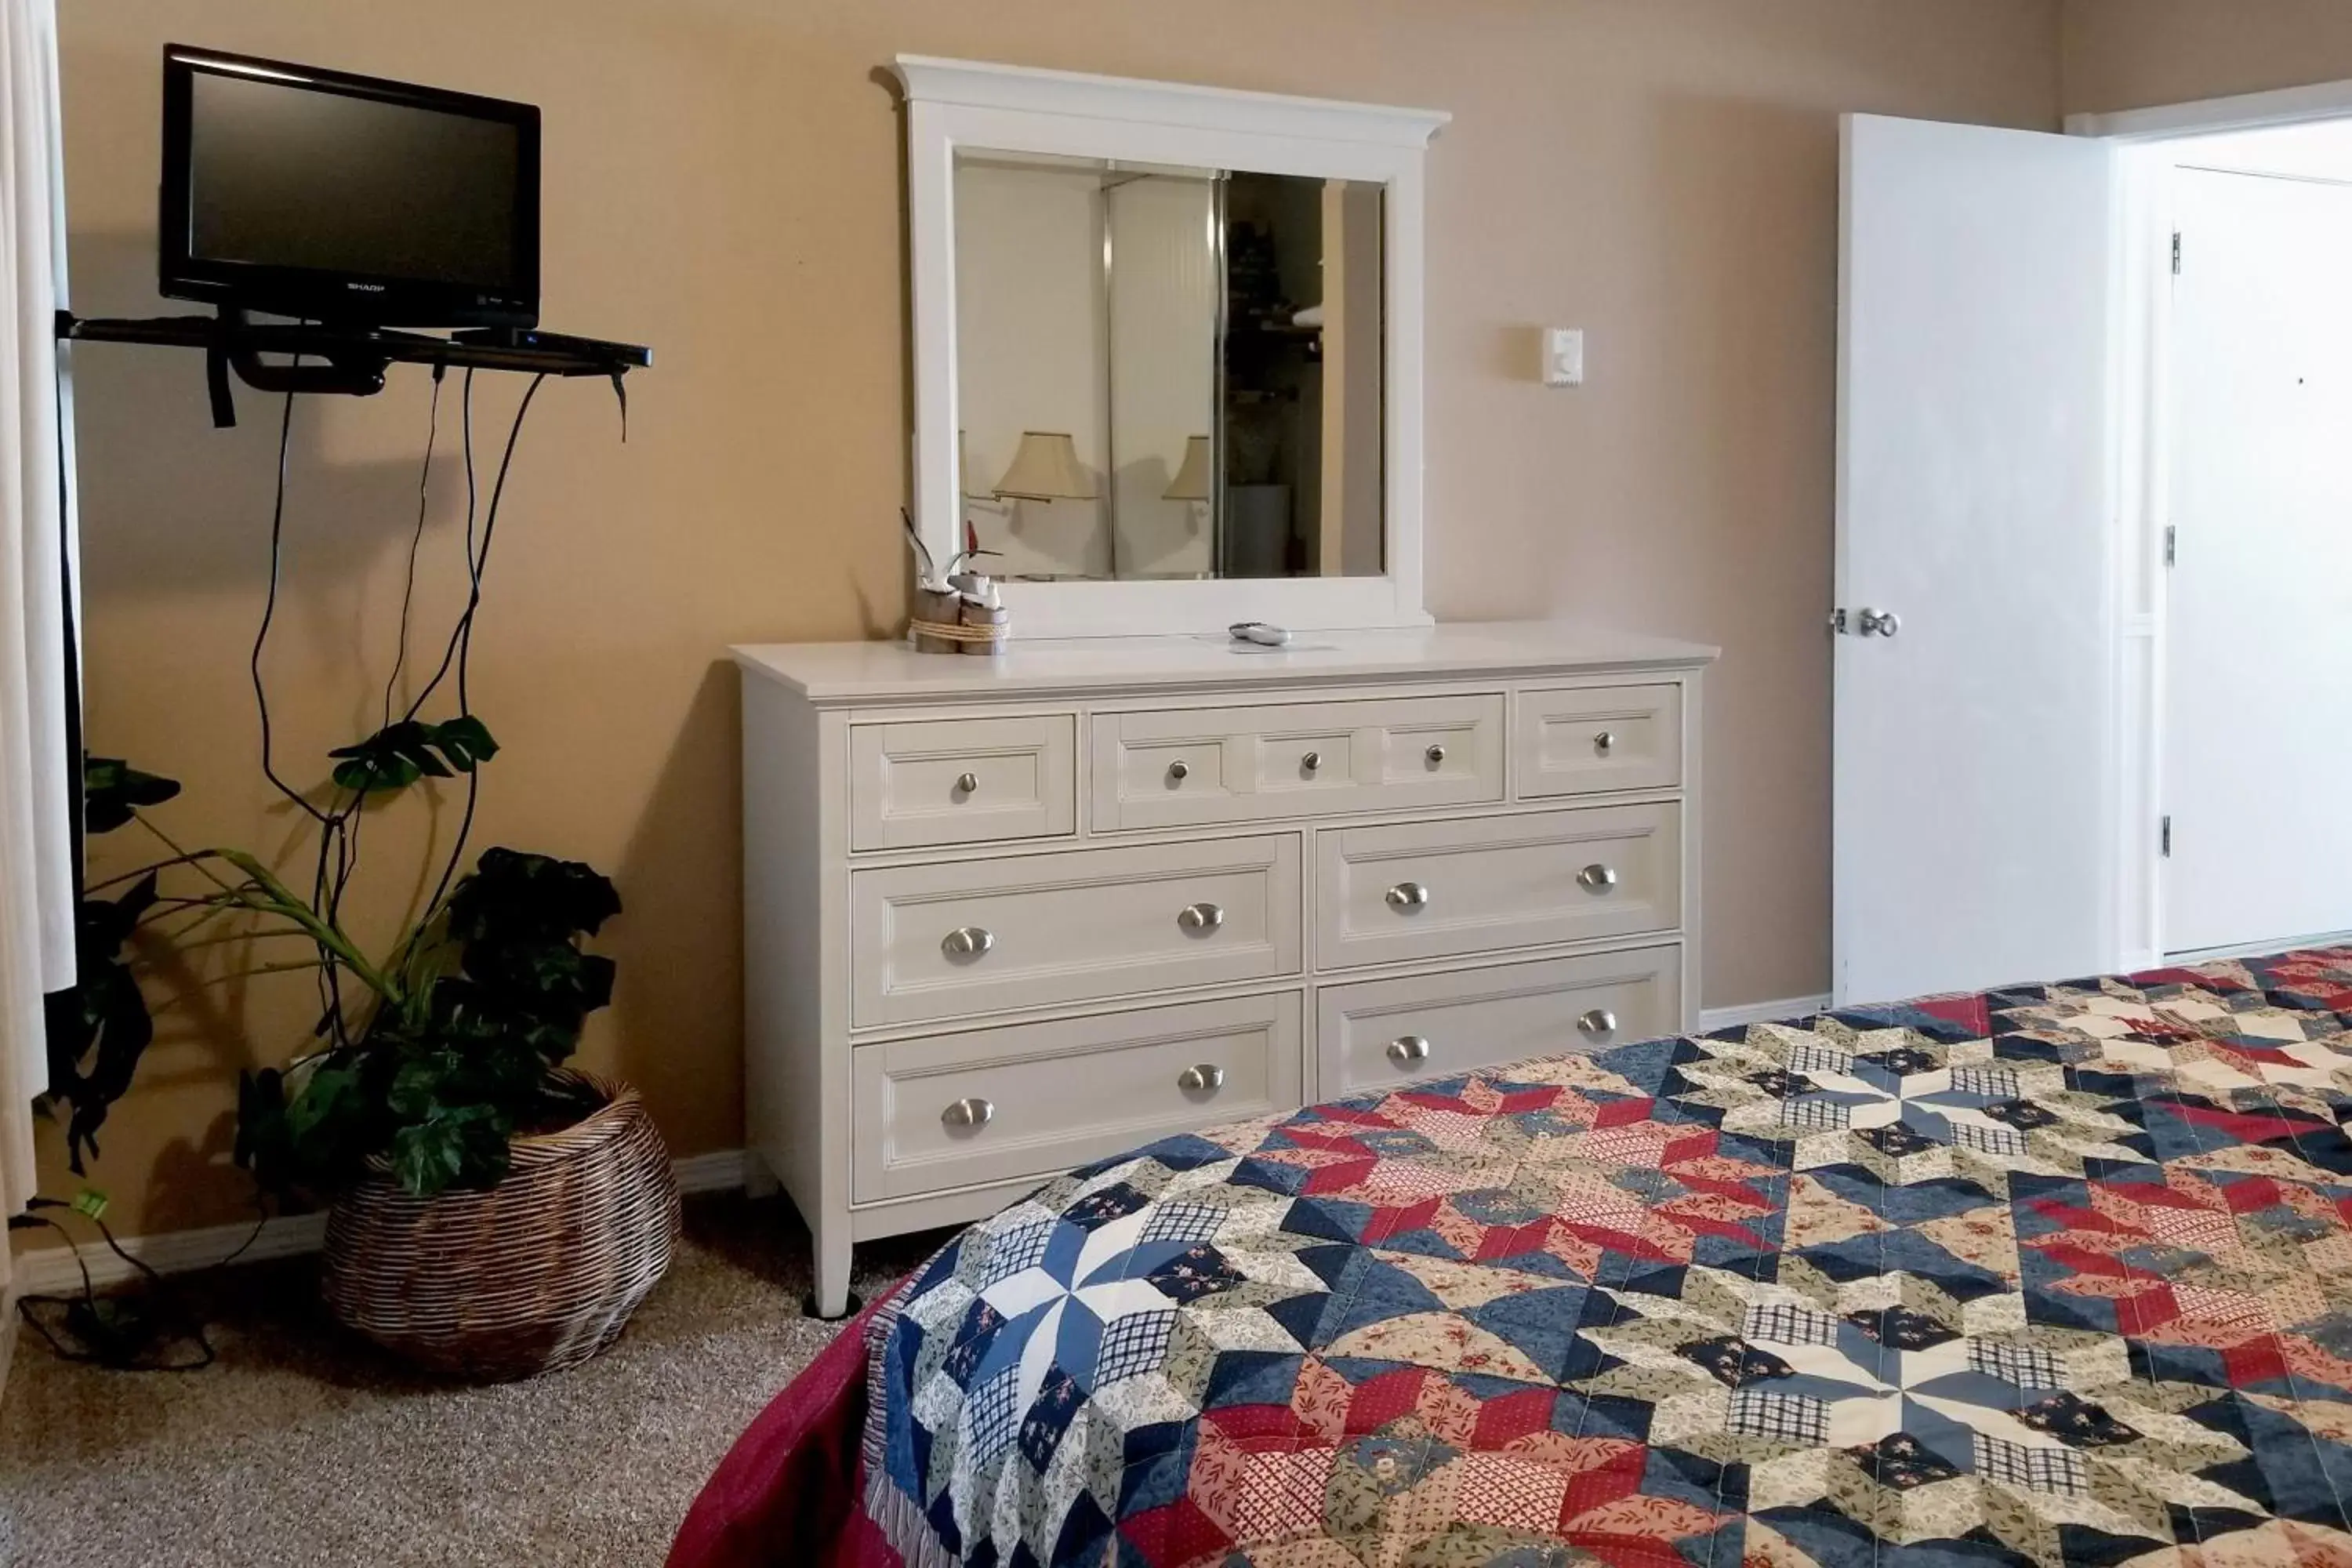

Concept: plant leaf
[[82, 755, 180, 834], [389, 1105, 510, 1196], [328, 717, 500, 796]]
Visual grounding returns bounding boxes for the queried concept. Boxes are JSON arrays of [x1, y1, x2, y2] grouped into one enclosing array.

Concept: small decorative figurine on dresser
[[901, 510, 1008, 655]]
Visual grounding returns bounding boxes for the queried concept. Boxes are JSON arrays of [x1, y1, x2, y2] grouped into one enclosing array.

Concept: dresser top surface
[[732, 620, 1716, 701]]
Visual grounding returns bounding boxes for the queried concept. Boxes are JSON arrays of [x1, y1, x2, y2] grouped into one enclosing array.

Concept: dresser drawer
[[1515, 684, 1682, 798], [848, 716, 1076, 851], [1316, 944, 1682, 1099], [849, 835, 1301, 1026], [851, 993, 1302, 1200], [1316, 804, 1680, 970], [1091, 694, 1503, 831]]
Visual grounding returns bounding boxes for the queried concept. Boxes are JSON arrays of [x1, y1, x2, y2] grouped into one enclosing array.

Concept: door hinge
[[2161, 815, 2172, 857], [2171, 230, 2183, 276], [2164, 525, 2176, 568]]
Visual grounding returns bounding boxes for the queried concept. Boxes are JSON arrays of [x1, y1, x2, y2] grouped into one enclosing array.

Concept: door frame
[[2068, 80, 2352, 967]]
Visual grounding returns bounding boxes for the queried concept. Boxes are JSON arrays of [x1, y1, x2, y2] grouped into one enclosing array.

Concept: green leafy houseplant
[[53, 746, 622, 1199]]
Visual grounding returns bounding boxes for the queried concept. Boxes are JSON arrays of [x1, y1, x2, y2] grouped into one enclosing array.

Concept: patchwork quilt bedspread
[[856, 948, 2352, 1566]]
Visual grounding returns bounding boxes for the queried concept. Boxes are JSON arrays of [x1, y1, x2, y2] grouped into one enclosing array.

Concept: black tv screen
[[160, 46, 539, 328]]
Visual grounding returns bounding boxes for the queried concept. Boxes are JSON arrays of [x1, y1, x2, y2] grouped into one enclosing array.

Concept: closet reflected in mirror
[[953, 151, 1384, 581]]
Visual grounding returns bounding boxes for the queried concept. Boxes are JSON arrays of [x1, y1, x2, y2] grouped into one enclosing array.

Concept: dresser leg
[[805, 1214, 858, 1321]]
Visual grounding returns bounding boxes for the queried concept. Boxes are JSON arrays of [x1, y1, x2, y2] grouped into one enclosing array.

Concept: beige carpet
[[0, 1195, 953, 1568]]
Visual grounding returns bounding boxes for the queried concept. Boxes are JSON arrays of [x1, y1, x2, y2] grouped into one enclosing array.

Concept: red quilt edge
[[666, 1288, 906, 1568]]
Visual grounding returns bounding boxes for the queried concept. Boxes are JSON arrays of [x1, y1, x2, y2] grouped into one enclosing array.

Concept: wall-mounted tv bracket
[[55, 309, 649, 429]]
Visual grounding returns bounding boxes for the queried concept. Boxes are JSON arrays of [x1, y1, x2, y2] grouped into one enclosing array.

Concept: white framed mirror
[[893, 56, 1447, 637]]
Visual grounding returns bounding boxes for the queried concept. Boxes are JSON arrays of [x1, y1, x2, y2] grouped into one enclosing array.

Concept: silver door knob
[[1167, 759, 1190, 782], [942, 926, 994, 958], [1301, 750, 1321, 772], [941, 1096, 993, 1131], [1577, 1007, 1618, 1038], [1593, 731, 1616, 753], [1387, 1034, 1432, 1065], [1425, 743, 1446, 765], [1178, 902, 1224, 933], [1577, 863, 1618, 892], [954, 771, 978, 795], [1176, 1063, 1225, 1092], [1857, 607, 1900, 637], [1385, 881, 1431, 912]]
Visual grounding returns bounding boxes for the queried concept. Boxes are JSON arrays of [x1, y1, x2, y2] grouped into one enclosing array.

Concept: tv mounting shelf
[[54, 310, 650, 429]]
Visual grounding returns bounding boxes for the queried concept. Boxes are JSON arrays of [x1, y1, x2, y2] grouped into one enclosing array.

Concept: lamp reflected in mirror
[[994, 431, 1095, 502], [1163, 435, 1211, 503], [1163, 433, 1212, 545]]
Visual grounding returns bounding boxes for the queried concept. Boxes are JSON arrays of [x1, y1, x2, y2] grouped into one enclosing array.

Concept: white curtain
[[0, 0, 78, 1252]]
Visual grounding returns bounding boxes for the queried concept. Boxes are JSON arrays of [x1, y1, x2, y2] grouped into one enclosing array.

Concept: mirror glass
[[953, 150, 1385, 581]]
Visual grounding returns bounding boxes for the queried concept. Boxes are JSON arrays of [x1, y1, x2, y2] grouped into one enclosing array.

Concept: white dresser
[[735, 622, 1714, 1316]]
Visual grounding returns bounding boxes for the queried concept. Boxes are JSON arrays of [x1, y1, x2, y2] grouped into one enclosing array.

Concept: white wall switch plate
[[1542, 326, 1584, 387]]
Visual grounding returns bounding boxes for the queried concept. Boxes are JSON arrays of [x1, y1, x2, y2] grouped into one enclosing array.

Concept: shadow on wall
[[70, 230, 457, 582], [1642, 91, 1839, 1006], [605, 659, 746, 1154]]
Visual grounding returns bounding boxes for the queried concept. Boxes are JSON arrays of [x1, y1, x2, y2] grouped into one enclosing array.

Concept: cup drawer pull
[[941, 1096, 993, 1131], [1176, 1063, 1225, 1093], [1577, 863, 1618, 892], [1178, 902, 1225, 933], [1384, 881, 1431, 913], [942, 926, 994, 959], [1387, 1034, 1432, 1065], [1577, 1007, 1618, 1039]]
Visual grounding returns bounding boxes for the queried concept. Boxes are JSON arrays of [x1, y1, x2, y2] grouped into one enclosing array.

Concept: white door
[[2164, 167, 2352, 953], [1834, 115, 2118, 1005]]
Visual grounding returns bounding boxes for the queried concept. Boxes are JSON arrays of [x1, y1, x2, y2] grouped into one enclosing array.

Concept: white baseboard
[[672, 1149, 757, 1195], [14, 1148, 757, 1298], [1697, 994, 1834, 1032]]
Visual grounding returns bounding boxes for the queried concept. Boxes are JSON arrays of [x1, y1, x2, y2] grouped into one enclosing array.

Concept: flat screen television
[[159, 45, 540, 328]]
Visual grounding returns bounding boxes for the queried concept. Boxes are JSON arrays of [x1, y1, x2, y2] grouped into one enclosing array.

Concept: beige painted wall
[[2063, 0, 2352, 116], [41, 0, 2062, 1237]]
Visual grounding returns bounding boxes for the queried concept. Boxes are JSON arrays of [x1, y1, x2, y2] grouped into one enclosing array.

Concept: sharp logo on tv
[[345, 281, 387, 292]]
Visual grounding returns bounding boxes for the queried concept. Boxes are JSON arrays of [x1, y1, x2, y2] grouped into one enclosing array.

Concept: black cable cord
[[401, 371, 482, 725], [322, 365, 446, 955], [249, 385, 328, 827], [9, 1207, 219, 1372], [379, 365, 445, 734], [409, 372, 546, 930]]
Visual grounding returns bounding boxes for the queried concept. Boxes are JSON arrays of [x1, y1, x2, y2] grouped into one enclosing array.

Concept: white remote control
[[1229, 622, 1292, 648]]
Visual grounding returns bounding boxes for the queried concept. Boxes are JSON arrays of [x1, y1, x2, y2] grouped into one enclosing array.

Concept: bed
[[671, 946, 2352, 1568]]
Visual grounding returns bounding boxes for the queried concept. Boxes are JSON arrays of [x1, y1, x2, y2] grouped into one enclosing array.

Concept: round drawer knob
[[1385, 881, 1431, 913], [942, 925, 994, 959], [1577, 863, 1618, 892], [1167, 759, 1190, 783], [941, 1096, 993, 1131], [1425, 743, 1446, 765], [1301, 750, 1322, 772], [1387, 1034, 1432, 1066], [954, 771, 979, 795], [1593, 730, 1616, 753], [1577, 1007, 1618, 1039], [1176, 1063, 1225, 1093], [1178, 902, 1225, 934]]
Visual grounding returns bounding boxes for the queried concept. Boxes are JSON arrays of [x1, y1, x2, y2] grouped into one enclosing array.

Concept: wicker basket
[[321, 1072, 681, 1381]]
